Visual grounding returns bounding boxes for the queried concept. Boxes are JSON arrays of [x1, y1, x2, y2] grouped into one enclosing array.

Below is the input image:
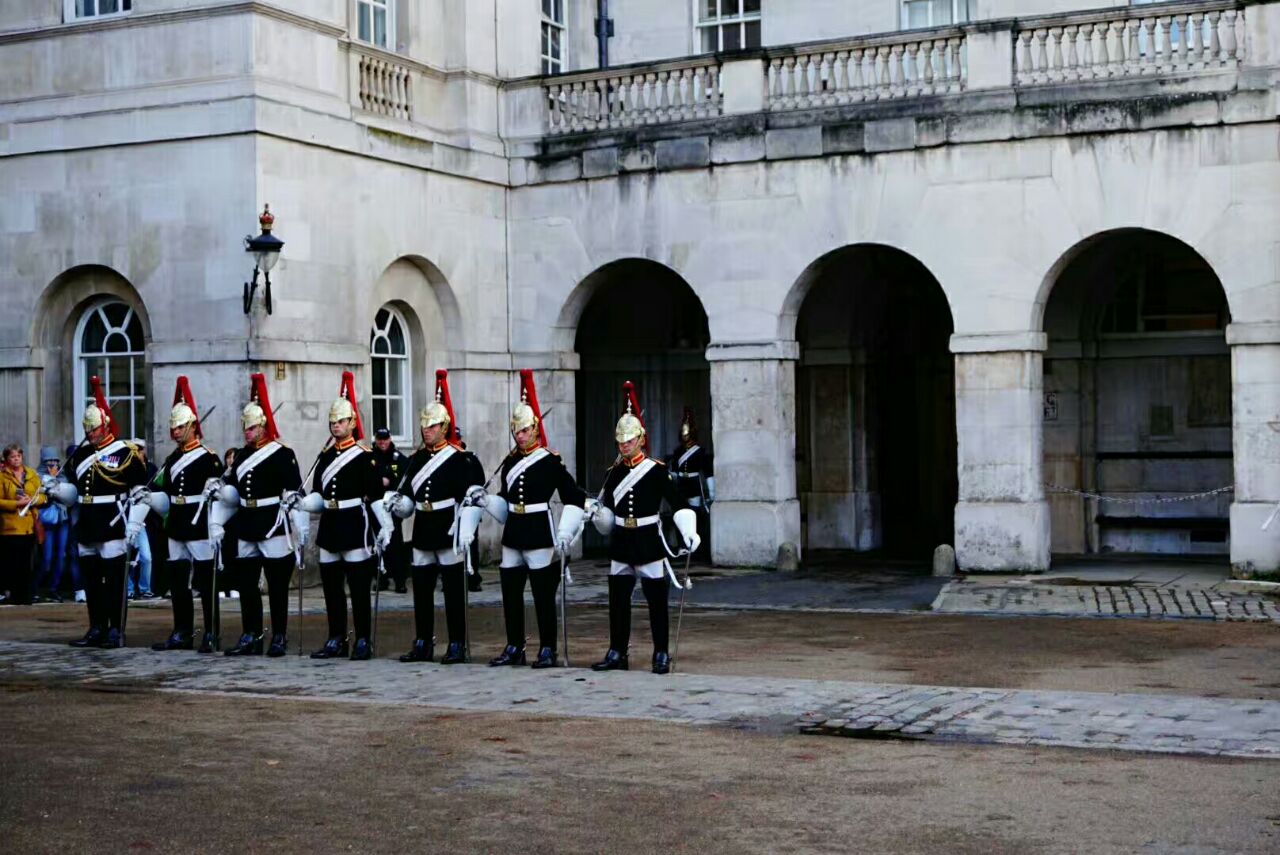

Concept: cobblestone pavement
[[3, 640, 1278, 760], [932, 578, 1280, 623]]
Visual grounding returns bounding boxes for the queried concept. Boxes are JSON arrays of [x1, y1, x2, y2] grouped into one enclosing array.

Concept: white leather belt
[[416, 498, 457, 512], [324, 497, 364, 510], [80, 494, 124, 505], [240, 496, 280, 509], [171, 494, 206, 506], [619, 514, 661, 529], [676, 472, 701, 479], [510, 502, 549, 515]]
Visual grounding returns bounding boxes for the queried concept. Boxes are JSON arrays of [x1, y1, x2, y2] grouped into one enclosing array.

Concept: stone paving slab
[[932, 579, 1280, 623], [1, 640, 1278, 760]]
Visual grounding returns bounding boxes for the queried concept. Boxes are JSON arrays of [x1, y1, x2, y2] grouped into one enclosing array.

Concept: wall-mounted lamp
[[243, 205, 284, 314]]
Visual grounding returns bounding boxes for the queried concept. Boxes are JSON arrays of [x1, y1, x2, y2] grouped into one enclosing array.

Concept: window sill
[[64, 11, 132, 26]]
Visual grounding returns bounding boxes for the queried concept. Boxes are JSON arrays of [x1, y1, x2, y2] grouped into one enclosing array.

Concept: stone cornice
[[0, 1, 345, 43]]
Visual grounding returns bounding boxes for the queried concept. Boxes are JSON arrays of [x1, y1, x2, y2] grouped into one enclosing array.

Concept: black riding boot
[[592, 575, 635, 671], [641, 576, 671, 674]]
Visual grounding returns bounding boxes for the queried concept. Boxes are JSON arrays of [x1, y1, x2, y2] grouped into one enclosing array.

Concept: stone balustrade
[[1014, 1, 1246, 86], [356, 49, 413, 121], [765, 29, 967, 110], [545, 58, 723, 135]]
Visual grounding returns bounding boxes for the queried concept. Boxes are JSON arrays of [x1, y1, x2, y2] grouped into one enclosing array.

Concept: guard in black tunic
[[210, 374, 303, 657], [293, 372, 389, 661], [588, 382, 700, 675], [472, 369, 585, 668], [669, 406, 714, 562], [371, 427, 409, 593], [150, 377, 224, 653], [385, 369, 485, 664], [52, 378, 150, 649]]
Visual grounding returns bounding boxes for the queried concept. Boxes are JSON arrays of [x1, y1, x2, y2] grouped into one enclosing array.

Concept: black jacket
[[70, 438, 150, 544], [601, 455, 687, 566], [497, 447, 586, 550], [397, 442, 484, 551], [157, 442, 223, 542], [310, 439, 382, 553], [226, 440, 302, 542], [668, 442, 713, 503]]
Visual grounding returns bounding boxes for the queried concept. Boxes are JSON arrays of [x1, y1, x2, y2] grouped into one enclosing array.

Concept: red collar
[[429, 440, 448, 452], [181, 439, 201, 452], [624, 452, 646, 467], [95, 436, 116, 450], [335, 437, 356, 451], [254, 437, 272, 449]]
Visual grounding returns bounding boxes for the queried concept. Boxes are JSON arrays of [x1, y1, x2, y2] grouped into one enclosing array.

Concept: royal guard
[[384, 369, 485, 664], [50, 377, 150, 649], [150, 377, 224, 653], [587, 381, 699, 674], [669, 406, 714, 561], [370, 426, 409, 593], [210, 374, 303, 657], [290, 371, 390, 661], [467, 369, 586, 669]]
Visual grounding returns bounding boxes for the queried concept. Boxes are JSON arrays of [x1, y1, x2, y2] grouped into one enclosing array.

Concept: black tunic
[[601, 455, 688, 566], [226, 440, 302, 542], [396, 443, 485, 551], [668, 443, 713, 503], [310, 440, 382, 553], [496, 448, 587, 550], [157, 441, 224, 542], [70, 438, 150, 544]]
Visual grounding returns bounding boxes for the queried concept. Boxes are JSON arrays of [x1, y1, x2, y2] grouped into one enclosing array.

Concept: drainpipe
[[596, 0, 613, 69]]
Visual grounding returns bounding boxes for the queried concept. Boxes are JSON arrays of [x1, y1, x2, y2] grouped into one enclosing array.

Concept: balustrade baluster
[[1047, 27, 1063, 82], [1035, 29, 1049, 83], [1222, 9, 1239, 64], [1093, 22, 1109, 78], [1110, 20, 1126, 77], [782, 57, 796, 109], [848, 48, 865, 103], [1206, 12, 1222, 68], [708, 65, 721, 116], [835, 50, 851, 103]]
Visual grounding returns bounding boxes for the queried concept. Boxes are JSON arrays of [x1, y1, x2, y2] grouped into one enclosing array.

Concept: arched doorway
[[572, 260, 711, 553], [1041, 230, 1232, 556], [791, 245, 956, 559]]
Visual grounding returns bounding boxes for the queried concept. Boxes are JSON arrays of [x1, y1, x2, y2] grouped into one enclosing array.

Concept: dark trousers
[[168, 558, 216, 637], [81, 553, 128, 633], [1, 534, 35, 605], [607, 575, 670, 655], [319, 559, 375, 641], [236, 557, 294, 638], [499, 564, 561, 652], [410, 563, 466, 645]]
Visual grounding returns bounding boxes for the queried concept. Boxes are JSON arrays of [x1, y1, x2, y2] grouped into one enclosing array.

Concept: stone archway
[[570, 259, 711, 555], [790, 245, 956, 559], [1041, 229, 1232, 557]]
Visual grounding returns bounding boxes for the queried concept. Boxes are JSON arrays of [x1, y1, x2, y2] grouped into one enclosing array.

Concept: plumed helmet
[[420, 400, 450, 430], [615, 381, 647, 444], [510, 369, 546, 447], [329, 396, 356, 423], [242, 373, 279, 439], [82, 403, 106, 431], [170, 402, 197, 429], [83, 376, 117, 437], [679, 406, 697, 441], [169, 375, 201, 434], [242, 401, 266, 429]]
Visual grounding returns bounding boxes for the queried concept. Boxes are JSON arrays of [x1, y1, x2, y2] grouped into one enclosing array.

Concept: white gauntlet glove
[[49, 482, 79, 508], [370, 500, 394, 550], [673, 508, 701, 554], [556, 504, 585, 553], [383, 490, 414, 519], [463, 485, 488, 508], [125, 497, 150, 547], [456, 504, 483, 552]]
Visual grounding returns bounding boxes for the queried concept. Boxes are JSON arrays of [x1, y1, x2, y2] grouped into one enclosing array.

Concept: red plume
[[172, 375, 202, 439], [89, 375, 119, 439], [622, 380, 648, 452], [248, 373, 280, 442], [435, 369, 462, 447], [519, 368, 549, 449], [338, 370, 365, 441]]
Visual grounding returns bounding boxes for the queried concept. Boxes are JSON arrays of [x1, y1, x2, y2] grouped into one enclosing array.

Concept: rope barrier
[[1044, 484, 1234, 504]]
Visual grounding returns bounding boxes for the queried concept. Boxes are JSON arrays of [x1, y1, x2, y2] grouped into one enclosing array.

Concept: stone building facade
[[2, 1, 1279, 574]]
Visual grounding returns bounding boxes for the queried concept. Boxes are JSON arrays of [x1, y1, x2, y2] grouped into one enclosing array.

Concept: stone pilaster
[[1226, 324, 1280, 577], [951, 333, 1051, 573], [706, 342, 802, 568]]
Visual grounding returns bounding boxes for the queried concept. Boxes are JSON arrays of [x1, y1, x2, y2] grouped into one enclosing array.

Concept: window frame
[[64, 0, 132, 23], [73, 298, 146, 441], [695, 0, 762, 53], [541, 0, 567, 75], [355, 0, 396, 51], [900, 0, 970, 30], [369, 305, 412, 446]]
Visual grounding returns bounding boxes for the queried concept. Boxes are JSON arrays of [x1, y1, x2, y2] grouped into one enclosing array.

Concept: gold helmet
[[82, 403, 107, 431], [329, 396, 356, 424], [679, 406, 696, 441], [242, 401, 266, 429], [510, 401, 538, 434], [420, 400, 450, 430], [170, 402, 197, 430], [615, 413, 645, 443]]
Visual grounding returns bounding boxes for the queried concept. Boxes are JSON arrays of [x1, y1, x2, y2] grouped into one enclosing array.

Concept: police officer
[[669, 407, 714, 562], [370, 427, 409, 593], [210, 374, 303, 657], [291, 372, 390, 661], [150, 377, 224, 653], [470, 369, 585, 669], [385, 370, 484, 664], [53, 377, 150, 649], [588, 382, 700, 675]]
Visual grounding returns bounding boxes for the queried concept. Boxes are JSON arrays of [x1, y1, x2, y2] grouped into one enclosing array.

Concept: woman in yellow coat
[[0, 443, 47, 605]]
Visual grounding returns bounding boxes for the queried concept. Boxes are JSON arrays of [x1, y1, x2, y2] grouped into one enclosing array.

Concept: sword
[[671, 548, 693, 674], [21, 435, 91, 517], [559, 550, 571, 667]]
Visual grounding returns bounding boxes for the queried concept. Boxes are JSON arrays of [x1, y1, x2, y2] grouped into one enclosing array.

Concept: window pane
[[933, 0, 954, 26], [701, 0, 718, 20], [744, 20, 761, 47], [906, 2, 929, 28], [724, 25, 741, 51], [389, 399, 404, 436], [374, 8, 387, 46], [358, 5, 371, 42], [76, 0, 93, 16], [103, 302, 127, 328], [108, 358, 130, 399], [387, 360, 403, 396], [84, 357, 104, 390], [744, 0, 760, 13], [132, 358, 145, 401], [105, 332, 129, 353], [82, 315, 107, 353], [554, 0, 563, 22], [701, 28, 719, 53], [100, 0, 119, 13], [372, 358, 387, 395], [375, 308, 388, 328], [125, 312, 143, 348], [387, 319, 405, 354], [373, 336, 389, 355]]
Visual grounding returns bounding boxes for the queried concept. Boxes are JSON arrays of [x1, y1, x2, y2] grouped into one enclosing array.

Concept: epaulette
[[649, 457, 667, 467]]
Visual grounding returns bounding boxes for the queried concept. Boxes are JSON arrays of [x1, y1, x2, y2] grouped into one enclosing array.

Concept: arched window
[[370, 305, 411, 443], [74, 299, 146, 439]]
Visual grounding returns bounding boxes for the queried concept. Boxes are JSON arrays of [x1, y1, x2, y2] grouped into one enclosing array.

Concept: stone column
[[952, 333, 1051, 573], [1226, 323, 1280, 577], [706, 342, 802, 568]]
